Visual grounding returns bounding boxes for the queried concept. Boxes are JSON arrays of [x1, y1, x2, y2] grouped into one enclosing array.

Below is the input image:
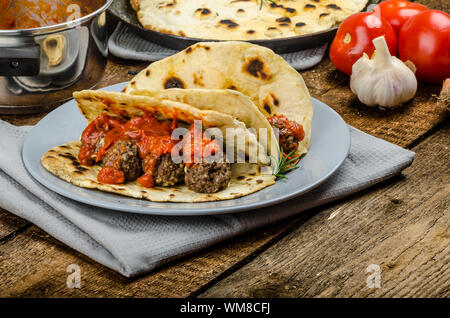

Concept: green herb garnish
[[259, 0, 276, 10], [274, 148, 301, 180]]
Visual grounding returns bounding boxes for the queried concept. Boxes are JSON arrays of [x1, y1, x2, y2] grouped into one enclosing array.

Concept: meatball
[[271, 121, 299, 154], [143, 153, 185, 187], [185, 162, 232, 193], [103, 139, 142, 181], [278, 132, 298, 154]]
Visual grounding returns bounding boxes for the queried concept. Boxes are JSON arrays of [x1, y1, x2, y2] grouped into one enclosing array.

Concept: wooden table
[[0, 0, 448, 298]]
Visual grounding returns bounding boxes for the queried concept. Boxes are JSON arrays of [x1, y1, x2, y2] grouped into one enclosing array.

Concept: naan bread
[[131, 0, 368, 40], [42, 141, 275, 203], [131, 88, 280, 170], [73, 90, 271, 166], [124, 41, 313, 157], [41, 90, 276, 203]]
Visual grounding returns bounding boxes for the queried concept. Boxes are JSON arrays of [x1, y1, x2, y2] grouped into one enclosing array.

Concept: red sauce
[[267, 115, 305, 142], [1, 0, 102, 30], [79, 112, 224, 187], [97, 167, 124, 184], [137, 154, 159, 188], [182, 125, 222, 167], [80, 112, 180, 186], [78, 113, 123, 166]]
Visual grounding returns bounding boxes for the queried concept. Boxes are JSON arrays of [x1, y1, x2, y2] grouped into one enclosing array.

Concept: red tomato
[[330, 12, 397, 75], [376, 0, 428, 34], [399, 10, 450, 83]]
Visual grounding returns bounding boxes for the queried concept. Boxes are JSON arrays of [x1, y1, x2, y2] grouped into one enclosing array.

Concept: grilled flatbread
[[124, 41, 313, 157], [41, 90, 276, 203], [131, 0, 368, 40], [131, 88, 280, 167]]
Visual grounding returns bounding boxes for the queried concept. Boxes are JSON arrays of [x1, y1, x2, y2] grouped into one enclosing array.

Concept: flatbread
[[41, 141, 275, 203], [131, 88, 280, 171], [41, 89, 276, 203], [73, 90, 271, 166], [124, 41, 313, 157], [131, 0, 368, 40]]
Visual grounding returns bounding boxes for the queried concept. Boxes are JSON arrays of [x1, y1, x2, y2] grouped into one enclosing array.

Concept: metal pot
[[0, 0, 113, 114]]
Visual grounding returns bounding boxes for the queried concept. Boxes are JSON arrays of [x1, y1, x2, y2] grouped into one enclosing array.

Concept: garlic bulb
[[350, 36, 417, 109]]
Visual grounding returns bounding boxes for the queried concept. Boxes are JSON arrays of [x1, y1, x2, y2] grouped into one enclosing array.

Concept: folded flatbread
[[41, 90, 276, 202], [124, 41, 314, 157]]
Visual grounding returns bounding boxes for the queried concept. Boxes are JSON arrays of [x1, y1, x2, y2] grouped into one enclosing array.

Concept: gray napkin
[[0, 120, 414, 277], [108, 22, 329, 70]]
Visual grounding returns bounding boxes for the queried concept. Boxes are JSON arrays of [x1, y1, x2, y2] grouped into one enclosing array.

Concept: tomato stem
[[343, 33, 351, 44]]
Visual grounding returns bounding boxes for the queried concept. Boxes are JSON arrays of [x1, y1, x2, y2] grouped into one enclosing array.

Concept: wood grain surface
[[0, 0, 448, 298], [200, 125, 450, 298]]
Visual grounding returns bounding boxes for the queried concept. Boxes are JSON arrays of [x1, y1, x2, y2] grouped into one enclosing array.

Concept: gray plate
[[108, 0, 380, 54], [22, 82, 350, 216]]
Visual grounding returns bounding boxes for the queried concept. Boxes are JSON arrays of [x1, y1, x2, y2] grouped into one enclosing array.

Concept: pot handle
[[0, 44, 40, 77]]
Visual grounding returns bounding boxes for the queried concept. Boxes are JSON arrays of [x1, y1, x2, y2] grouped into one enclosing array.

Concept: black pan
[[108, 0, 380, 54]]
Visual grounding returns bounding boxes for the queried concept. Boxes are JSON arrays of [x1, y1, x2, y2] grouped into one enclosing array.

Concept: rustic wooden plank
[[0, 209, 28, 240], [0, 0, 446, 297], [0, 213, 320, 297], [1, 120, 447, 297], [200, 124, 450, 298], [301, 0, 449, 147], [0, 56, 149, 240], [415, 0, 448, 12], [317, 81, 447, 148]]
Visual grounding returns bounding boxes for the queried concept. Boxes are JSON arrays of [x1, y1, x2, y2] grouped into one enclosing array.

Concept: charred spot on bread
[[284, 7, 296, 14], [58, 153, 77, 161], [164, 76, 185, 89], [271, 93, 280, 106], [72, 161, 81, 167], [197, 8, 211, 15], [276, 17, 291, 23], [327, 4, 342, 10], [244, 58, 270, 80], [219, 19, 239, 29]]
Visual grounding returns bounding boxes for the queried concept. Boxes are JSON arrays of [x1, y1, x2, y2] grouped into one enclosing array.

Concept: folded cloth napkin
[[108, 22, 329, 70], [0, 119, 414, 277]]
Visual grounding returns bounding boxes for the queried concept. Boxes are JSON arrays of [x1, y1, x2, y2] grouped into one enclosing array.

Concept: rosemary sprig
[[274, 148, 301, 180], [259, 0, 276, 10]]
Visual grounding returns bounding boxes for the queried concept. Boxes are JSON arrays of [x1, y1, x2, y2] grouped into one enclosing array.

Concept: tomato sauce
[[79, 112, 225, 187], [79, 112, 179, 186], [182, 125, 222, 167], [267, 115, 305, 142], [97, 167, 124, 185], [1, 0, 103, 30], [78, 113, 123, 166], [137, 154, 159, 188]]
